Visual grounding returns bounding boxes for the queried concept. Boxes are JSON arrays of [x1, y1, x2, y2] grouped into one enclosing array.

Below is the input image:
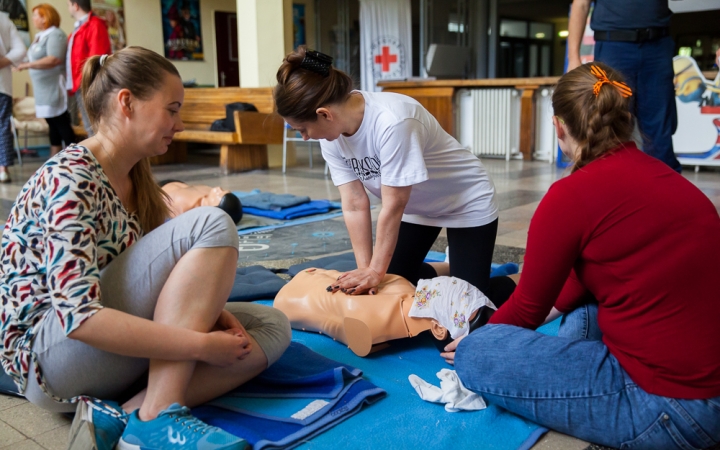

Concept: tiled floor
[[1, 148, 719, 450]]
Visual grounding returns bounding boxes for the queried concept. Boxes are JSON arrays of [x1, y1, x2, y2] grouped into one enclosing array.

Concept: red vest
[[67, 13, 112, 94]]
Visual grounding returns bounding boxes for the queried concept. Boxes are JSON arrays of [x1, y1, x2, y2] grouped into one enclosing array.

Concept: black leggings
[[387, 219, 498, 297], [45, 111, 77, 147]]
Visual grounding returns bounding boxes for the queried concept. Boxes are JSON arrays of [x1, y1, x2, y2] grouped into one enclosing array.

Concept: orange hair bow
[[590, 65, 632, 98]]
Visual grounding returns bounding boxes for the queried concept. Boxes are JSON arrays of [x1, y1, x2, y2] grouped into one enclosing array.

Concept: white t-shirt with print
[[321, 91, 498, 228]]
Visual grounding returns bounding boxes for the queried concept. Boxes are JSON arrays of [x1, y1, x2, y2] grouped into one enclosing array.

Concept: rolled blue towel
[[243, 200, 336, 220], [238, 191, 311, 211]]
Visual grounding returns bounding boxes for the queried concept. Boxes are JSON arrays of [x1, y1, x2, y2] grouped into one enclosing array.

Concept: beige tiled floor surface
[[1, 148, 719, 449]]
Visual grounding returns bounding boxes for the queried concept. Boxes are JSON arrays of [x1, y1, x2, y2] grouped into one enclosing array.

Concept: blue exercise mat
[[0, 370, 20, 396], [194, 342, 386, 449], [253, 298, 559, 450]]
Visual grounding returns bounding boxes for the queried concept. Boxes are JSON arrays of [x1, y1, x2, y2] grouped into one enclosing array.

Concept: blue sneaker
[[68, 397, 128, 450], [118, 403, 248, 450]]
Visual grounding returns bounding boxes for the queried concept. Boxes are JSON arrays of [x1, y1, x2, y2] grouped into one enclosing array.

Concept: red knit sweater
[[490, 142, 720, 399]]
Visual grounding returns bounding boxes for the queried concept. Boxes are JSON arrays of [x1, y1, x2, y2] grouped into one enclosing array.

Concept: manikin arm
[[567, 0, 591, 71]]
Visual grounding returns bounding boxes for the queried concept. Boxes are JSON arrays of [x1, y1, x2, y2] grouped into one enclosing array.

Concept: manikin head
[[551, 62, 634, 173], [274, 46, 356, 142], [160, 181, 243, 224]]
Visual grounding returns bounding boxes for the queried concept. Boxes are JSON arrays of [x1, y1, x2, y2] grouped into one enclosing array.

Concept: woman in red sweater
[[447, 63, 720, 449]]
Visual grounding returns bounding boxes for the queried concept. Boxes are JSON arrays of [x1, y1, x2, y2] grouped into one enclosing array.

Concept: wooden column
[[518, 86, 538, 161]]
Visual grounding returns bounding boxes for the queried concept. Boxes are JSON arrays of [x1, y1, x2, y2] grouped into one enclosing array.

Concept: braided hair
[[552, 62, 635, 172]]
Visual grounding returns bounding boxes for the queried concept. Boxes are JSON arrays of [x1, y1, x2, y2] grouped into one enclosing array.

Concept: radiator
[[534, 87, 557, 162], [457, 88, 521, 160]]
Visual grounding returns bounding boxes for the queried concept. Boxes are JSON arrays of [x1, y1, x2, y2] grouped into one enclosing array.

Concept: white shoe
[[444, 246, 450, 263], [0, 171, 10, 183]]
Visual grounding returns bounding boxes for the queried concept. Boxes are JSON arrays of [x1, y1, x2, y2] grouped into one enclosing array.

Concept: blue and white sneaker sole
[[116, 438, 142, 450]]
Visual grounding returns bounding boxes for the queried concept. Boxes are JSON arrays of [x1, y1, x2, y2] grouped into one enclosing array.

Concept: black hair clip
[[300, 50, 333, 77]]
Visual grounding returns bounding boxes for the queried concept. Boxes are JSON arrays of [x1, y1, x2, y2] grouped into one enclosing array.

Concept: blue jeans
[[455, 305, 720, 449], [594, 36, 682, 173]]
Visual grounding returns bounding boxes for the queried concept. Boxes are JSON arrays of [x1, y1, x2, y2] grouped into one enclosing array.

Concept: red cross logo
[[374, 46, 398, 72]]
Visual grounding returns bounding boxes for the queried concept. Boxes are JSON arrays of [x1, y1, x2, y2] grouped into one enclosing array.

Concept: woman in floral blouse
[[0, 46, 290, 450]]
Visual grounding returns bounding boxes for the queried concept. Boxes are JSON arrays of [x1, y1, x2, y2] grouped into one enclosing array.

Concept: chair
[[282, 121, 328, 175], [12, 97, 50, 165]]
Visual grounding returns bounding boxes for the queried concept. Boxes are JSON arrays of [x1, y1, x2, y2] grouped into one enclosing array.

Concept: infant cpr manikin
[[274, 268, 449, 356]]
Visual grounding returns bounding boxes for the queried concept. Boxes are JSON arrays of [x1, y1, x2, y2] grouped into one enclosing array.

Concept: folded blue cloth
[[193, 342, 386, 449], [240, 192, 311, 211], [243, 200, 338, 221], [231, 342, 362, 398], [228, 266, 287, 302]]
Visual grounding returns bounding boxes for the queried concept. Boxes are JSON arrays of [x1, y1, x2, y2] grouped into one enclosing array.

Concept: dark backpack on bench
[[210, 102, 259, 132]]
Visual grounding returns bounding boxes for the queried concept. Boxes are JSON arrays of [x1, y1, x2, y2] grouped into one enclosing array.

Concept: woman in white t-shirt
[[275, 47, 503, 300]]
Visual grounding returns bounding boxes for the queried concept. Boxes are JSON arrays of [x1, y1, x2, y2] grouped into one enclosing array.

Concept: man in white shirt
[[0, 11, 26, 183]]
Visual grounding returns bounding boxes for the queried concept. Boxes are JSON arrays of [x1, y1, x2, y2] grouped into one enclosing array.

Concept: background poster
[[92, 0, 126, 53], [161, 0, 203, 61], [292, 4, 305, 50], [0, 0, 30, 46]]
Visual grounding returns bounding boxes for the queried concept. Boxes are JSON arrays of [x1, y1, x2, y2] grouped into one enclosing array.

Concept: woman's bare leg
[[121, 334, 268, 413], [125, 246, 239, 421]]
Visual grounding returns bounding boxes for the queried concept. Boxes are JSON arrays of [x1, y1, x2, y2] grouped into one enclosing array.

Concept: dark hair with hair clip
[[300, 50, 334, 77], [274, 45, 354, 122]]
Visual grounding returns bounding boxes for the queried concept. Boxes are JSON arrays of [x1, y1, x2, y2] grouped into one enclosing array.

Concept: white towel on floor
[[408, 369, 486, 412], [409, 276, 496, 339]]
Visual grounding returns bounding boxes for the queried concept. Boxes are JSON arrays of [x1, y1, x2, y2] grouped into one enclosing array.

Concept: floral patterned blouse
[[0, 145, 141, 400]]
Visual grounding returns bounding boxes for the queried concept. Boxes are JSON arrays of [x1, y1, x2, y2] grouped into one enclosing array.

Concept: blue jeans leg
[[455, 320, 720, 449], [595, 37, 681, 173], [557, 302, 603, 341]]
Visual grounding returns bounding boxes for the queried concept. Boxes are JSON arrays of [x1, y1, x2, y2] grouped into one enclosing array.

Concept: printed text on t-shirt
[[344, 155, 381, 181]]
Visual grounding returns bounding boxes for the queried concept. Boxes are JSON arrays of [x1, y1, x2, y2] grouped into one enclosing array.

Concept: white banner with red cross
[[359, 0, 412, 92]]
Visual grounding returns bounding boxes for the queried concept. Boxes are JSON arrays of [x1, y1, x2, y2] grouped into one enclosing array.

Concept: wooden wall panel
[[380, 87, 454, 135]]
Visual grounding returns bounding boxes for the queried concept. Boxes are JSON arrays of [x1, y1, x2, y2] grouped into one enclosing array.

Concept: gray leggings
[[24, 207, 291, 413]]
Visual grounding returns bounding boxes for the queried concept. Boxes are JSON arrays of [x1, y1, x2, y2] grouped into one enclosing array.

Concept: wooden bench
[[74, 87, 284, 173]]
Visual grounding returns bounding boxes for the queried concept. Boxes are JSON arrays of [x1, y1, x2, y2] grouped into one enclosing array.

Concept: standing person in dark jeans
[[0, 11, 26, 183], [66, 0, 111, 137], [15, 4, 76, 157], [567, 0, 682, 173]]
